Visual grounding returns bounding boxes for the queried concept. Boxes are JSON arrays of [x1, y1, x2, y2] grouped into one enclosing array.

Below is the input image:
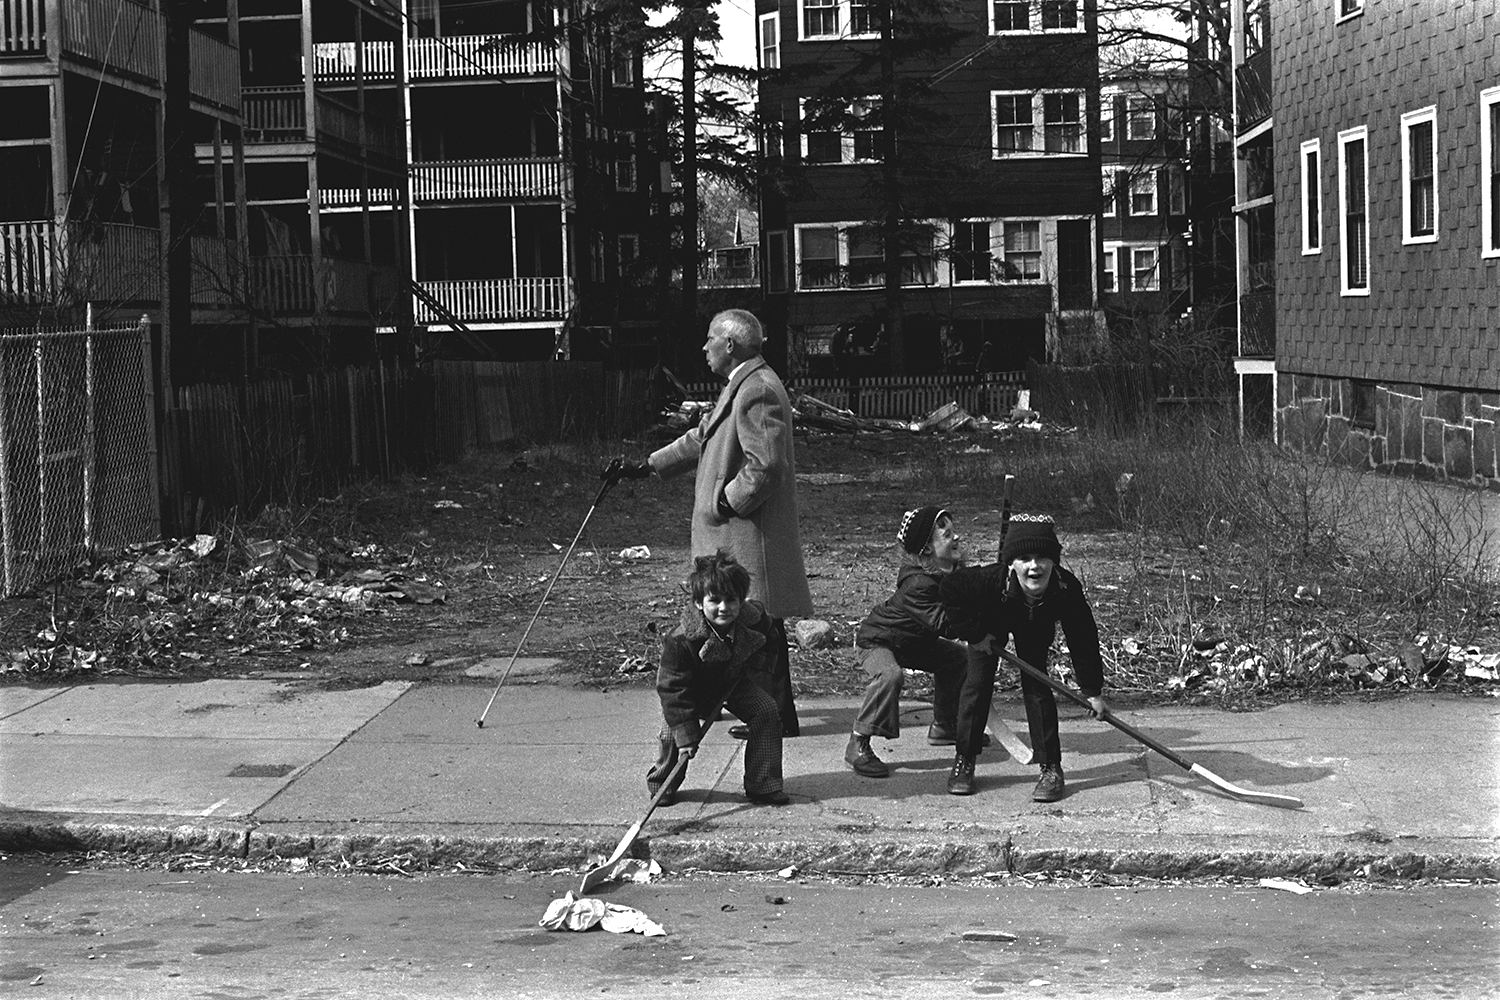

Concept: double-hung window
[[1128, 171, 1157, 216], [1101, 170, 1118, 217], [1126, 95, 1156, 140], [758, 12, 780, 69], [614, 131, 637, 191], [1000, 221, 1042, 281], [1300, 138, 1322, 254], [1099, 95, 1115, 142], [1401, 106, 1437, 244], [1338, 0, 1364, 20], [992, 90, 1084, 157], [800, 0, 877, 40], [1101, 244, 1119, 291], [797, 226, 840, 288], [991, 1, 1081, 34], [1483, 86, 1500, 258], [953, 221, 993, 282], [801, 97, 882, 163], [1338, 125, 1370, 295], [1131, 247, 1159, 290]]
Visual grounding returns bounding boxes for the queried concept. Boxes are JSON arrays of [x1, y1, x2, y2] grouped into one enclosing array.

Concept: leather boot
[[947, 754, 976, 795], [844, 733, 889, 778], [1033, 762, 1065, 802]]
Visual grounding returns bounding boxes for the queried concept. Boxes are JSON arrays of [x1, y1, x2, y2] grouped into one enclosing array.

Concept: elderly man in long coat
[[627, 309, 813, 735]]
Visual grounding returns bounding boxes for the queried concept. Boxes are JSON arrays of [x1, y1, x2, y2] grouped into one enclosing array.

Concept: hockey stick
[[982, 473, 1034, 764], [994, 647, 1304, 809]]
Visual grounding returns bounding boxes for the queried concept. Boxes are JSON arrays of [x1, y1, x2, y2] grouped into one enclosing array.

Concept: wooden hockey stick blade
[[986, 715, 1034, 765], [1189, 764, 1304, 809]]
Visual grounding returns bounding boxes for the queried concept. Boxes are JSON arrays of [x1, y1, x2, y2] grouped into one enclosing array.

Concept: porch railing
[[408, 34, 557, 79], [0, 221, 60, 304], [251, 256, 316, 313], [410, 158, 569, 202], [1, 0, 45, 53], [319, 187, 399, 208], [189, 27, 240, 110], [0, 222, 166, 305], [243, 86, 306, 141], [415, 277, 572, 323], [62, 0, 161, 80], [312, 39, 396, 81]]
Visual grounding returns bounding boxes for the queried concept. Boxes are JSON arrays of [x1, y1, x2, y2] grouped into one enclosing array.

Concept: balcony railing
[[1, 0, 45, 53], [319, 187, 399, 208], [1235, 47, 1271, 131], [312, 40, 396, 82], [0, 221, 164, 305], [243, 88, 399, 153], [189, 27, 240, 110], [411, 158, 569, 202], [250, 255, 399, 315], [62, 0, 161, 80], [415, 277, 571, 323], [408, 34, 558, 79]]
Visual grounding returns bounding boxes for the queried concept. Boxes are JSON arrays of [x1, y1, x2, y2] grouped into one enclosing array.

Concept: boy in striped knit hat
[[939, 514, 1109, 800]]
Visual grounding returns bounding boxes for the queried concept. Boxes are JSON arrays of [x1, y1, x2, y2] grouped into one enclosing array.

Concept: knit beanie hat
[[897, 505, 947, 554], [1001, 513, 1062, 565]]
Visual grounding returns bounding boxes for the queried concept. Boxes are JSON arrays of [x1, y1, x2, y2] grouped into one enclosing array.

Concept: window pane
[[760, 17, 779, 69], [852, 98, 882, 161], [994, 1, 1028, 31], [1127, 96, 1155, 140], [1409, 120, 1434, 236], [1133, 247, 1159, 290], [1043, 93, 1081, 153], [954, 221, 991, 281], [850, 0, 878, 34], [1041, 1, 1077, 30], [1346, 138, 1367, 288], [1002, 221, 1041, 280], [1102, 248, 1117, 291], [804, 0, 838, 37], [995, 94, 1033, 152], [1305, 149, 1321, 250], [1491, 104, 1500, 251], [848, 226, 883, 287]]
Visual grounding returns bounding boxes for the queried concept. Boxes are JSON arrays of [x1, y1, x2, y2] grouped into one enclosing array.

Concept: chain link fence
[[0, 320, 160, 596]]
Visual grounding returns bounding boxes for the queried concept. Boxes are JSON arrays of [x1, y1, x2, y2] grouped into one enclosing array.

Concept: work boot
[[947, 754, 976, 795], [927, 724, 989, 748], [745, 789, 791, 806], [1033, 762, 1065, 802], [844, 733, 889, 778]]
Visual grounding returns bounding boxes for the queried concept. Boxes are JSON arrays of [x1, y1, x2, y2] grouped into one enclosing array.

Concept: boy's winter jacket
[[657, 599, 775, 748], [939, 562, 1105, 698], [855, 560, 967, 654]]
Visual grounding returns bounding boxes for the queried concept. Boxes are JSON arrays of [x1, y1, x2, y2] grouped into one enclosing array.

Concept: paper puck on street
[[960, 929, 1018, 942]]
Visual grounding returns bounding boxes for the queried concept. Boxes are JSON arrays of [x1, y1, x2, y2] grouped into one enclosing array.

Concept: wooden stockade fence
[[160, 361, 656, 530], [685, 372, 1028, 421]]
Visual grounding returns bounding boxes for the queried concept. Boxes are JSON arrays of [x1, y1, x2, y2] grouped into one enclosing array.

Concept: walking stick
[[476, 459, 625, 727], [994, 646, 1304, 809]]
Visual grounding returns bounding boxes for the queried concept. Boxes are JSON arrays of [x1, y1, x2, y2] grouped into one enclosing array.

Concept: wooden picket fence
[[686, 371, 1028, 420]]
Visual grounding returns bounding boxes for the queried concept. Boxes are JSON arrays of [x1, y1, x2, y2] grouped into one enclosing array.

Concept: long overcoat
[[650, 357, 814, 619]]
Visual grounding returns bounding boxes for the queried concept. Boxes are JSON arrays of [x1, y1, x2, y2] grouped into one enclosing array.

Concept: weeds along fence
[[0, 320, 160, 597], [685, 372, 1028, 419], [161, 361, 656, 532], [1027, 362, 1233, 431]]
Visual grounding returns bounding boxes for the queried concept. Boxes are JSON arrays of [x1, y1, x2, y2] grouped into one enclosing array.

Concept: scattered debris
[[777, 864, 800, 879], [1258, 878, 1315, 895], [578, 856, 660, 889], [539, 891, 666, 936], [617, 546, 652, 560], [960, 929, 1018, 942]]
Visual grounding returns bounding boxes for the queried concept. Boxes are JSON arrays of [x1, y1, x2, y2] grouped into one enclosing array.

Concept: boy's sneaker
[[845, 733, 889, 778], [927, 724, 989, 748], [1033, 763, 1065, 802], [946, 754, 976, 795]]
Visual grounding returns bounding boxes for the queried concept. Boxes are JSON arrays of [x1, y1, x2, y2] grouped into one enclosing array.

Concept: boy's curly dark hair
[[689, 550, 751, 602]]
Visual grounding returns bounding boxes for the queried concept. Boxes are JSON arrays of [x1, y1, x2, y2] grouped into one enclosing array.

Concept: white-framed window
[[1337, 0, 1364, 21], [989, 0, 1082, 34], [799, 0, 877, 41], [614, 130, 637, 191], [1401, 106, 1437, 244], [1102, 244, 1119, 291], [794, 222, 938, 289], [1000, 220, 1042, 281], [1128, 170, 1157, 216], [1132, 246, 1159, 290], [1300, 138, 1322, 254], [758, 12, 780, 70], [992, 89, 1084, 157], [1101, 169, 1118, 217], [1100, 95, 1115, 142], [801, 97, 882, 164], [1338, 125, 1370, 295], [1483, 86, 1500, 259], [1168, 165, 1186, 216], [610, 44, 634, 86], [1126, 94, 1156, 140]]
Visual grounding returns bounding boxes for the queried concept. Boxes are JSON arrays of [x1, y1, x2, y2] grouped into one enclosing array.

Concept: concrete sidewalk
[[2, 677, 1496, 881]]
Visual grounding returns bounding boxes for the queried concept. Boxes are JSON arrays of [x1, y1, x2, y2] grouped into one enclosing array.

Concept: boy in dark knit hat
[[844, 505, 989, 781], [939, 514, 1108, 800]]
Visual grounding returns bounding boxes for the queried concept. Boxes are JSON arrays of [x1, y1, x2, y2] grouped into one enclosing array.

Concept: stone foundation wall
[[1277, 374, 1499, 491]]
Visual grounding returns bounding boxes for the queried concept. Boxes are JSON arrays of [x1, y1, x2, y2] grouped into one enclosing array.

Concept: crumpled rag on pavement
[[539, 891, 666, 936]]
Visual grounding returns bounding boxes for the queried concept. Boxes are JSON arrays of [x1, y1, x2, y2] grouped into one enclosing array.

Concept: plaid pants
[[647, 675, 784, 798]]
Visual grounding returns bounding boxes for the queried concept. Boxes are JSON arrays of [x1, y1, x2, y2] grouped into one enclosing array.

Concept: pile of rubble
[[662, 389, 1074, 438]]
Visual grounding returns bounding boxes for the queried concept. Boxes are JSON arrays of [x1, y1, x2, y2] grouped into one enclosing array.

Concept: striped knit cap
[[896, 505, 947, 554], [1001, 513, 1061, 565]]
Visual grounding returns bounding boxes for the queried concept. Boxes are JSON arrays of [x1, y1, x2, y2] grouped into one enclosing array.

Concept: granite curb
[[4, 816, 1495, 882]]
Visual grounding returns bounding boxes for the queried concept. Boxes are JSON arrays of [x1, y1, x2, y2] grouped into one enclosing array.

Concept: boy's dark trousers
[[648, 675, 784, 797], [956, 650, 1061, 764]]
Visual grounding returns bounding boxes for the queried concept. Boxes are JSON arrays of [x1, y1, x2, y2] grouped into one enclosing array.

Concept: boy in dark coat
[[647, 551, 789, 807], [845, 505, 989, 780], [940, 514, 1109, 800]]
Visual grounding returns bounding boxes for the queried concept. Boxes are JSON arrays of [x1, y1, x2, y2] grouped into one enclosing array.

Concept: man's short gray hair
[[713, 309, 765, 355]]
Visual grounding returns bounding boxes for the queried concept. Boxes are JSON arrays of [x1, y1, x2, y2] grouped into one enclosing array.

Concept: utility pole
[[161, 0, 196, 388]]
